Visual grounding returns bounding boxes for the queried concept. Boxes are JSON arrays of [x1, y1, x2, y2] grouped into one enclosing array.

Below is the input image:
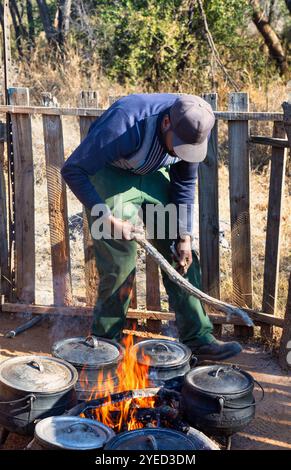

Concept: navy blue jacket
[[61, 94, 199, 234]]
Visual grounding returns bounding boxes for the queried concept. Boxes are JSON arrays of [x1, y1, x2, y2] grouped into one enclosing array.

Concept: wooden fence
[[0, 87, 290, 368]]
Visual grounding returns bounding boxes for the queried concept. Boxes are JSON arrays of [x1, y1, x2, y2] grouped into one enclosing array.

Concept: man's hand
[[174, 235, 193, 275], [107, 215, 143, 240]]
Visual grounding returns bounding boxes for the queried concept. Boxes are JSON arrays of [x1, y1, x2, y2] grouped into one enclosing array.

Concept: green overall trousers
[[87, 164, 214, 348]]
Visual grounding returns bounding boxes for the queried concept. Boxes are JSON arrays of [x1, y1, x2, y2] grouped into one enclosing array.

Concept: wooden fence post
[[228, 92, 253, 337], [279, 272, 291, 370], [0, 121, 9, 297], [262, 121, 287, 339], [78, 91, 100, 307], [42, 96, 72, 306], [199, 93, 221, 335], [145, 254, 162, 333], [9, 87, 35, 303]]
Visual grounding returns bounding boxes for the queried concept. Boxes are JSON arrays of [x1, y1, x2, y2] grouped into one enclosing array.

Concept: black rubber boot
[[190, 339, 242, 363]]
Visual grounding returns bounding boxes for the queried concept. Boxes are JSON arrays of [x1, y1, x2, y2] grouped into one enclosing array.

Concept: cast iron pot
[[104, 427, 219, 450], [130, 339, 194, 387], [52, 336, 124, 401], [26, 416, 115, 450], [0, 355, 78, 436], [181, 364, 264, 436]]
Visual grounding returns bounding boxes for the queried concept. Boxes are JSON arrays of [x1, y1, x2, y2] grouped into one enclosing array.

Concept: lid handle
[[218, 396, 225, 422], [214, 367, 225, 378], [151, 342, 170, 354], [146, 435, 158, 450], [67, 422, 98, 434], [28, 360, 44, 373], [85, 335, 99, 349]]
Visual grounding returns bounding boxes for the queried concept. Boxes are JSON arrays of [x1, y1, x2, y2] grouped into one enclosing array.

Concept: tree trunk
[[10, 0, 23, 57], [62, 0, 72, 35], [26, 0, 35, 49], [250, 0, 288, 75], [285, 0, 291, 14], [57, 0, 72, 47], [36, 0, 57, 44]]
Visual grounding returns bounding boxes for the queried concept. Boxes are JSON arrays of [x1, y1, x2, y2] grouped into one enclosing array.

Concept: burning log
[[157, 388, 182, 402], [136, 405, 179, 421]]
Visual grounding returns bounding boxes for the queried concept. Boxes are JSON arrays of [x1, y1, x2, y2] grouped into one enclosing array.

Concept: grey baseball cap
[[169, 95, 215, 163]]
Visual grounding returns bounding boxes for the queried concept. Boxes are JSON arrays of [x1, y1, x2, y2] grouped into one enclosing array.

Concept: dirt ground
[[0, 314, 290, 451]]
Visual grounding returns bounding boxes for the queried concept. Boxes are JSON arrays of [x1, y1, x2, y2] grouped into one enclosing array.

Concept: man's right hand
[[107, 215, 143, 240]]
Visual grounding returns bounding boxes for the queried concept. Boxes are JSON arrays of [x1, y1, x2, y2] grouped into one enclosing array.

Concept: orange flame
[[81, 334, 155, 432]]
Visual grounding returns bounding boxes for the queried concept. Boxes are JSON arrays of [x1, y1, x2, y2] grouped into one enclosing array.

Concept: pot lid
[[35, 416, 115, 450], [52, 336, 124, 369], [131, 339, 191, 369], [104, 428, 197, 450], [0, 355, 78, 393], [184, 365, 253, 395]]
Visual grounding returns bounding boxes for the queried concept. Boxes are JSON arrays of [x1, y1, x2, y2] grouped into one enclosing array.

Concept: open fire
[[79, 335, 159, 432]]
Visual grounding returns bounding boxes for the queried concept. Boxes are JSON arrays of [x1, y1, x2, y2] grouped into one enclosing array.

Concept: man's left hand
[[175, 235, 193, 275]]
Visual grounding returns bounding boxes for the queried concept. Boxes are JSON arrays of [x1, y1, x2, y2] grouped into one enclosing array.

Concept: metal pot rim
[[52, 336, 124, 369], [34, 416, 115, 450], [104, 427, 201, 450], [183, 365, 254, 398], [131, 339, 192, 370], [0, 355, 78, 395]]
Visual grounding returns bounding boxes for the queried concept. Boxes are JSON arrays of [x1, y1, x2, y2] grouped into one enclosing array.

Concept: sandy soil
[[0, 315, 290, 451]]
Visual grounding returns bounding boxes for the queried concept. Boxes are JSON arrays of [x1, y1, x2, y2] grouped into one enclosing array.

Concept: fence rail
[[0, 105, 285, 121], [0, 88, 290, 366]]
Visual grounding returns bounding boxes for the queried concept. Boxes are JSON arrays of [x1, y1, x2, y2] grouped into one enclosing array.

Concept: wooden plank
[[42, 112, 72, 306], [0, 122, 9, 296], [199, 93, 221, 337], [279, 273, 291, 370], [146, 251, 162, 332], [78, 91, 99, 108], [228, 92, 253, 338], [130, 276, 138, 309], [0, 122, 6, 142], [262, 121, 287, 339], [249, 136, 289, 148], [78, 91, 100, 307], [0, 106, 105, 117], [146, 255, 161, 311], [199, 93, 220, 302], [0, 106, 284, 121], [282, 102, 291, 149], [123, 329, 175, 341], [9, 87, 35, 303], [3, 1, 12, 98], [0, 301, 285, 327]]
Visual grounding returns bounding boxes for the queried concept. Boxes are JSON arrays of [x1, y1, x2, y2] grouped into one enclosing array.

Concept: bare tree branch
[[250, 0, 288, 75], [197, 0, 239, 91]]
